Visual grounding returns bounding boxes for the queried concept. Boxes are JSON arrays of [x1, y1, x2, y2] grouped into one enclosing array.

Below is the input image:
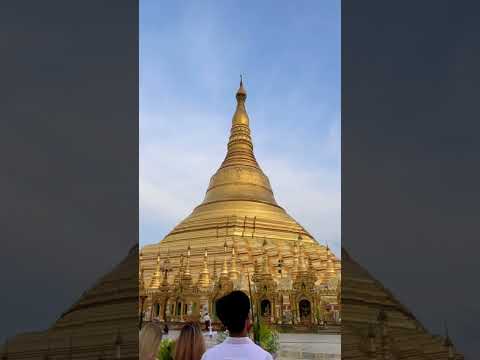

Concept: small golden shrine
[[140, 80, 341, 329]]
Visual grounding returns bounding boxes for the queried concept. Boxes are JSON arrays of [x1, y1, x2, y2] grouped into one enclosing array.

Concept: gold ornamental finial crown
[[236, 74, 247, 100]]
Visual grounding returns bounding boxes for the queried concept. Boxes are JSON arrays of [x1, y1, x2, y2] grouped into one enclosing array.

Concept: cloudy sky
[[140, 1, 340, 255]]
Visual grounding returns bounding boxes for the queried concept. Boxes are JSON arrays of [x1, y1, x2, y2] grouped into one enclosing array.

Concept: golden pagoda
[[342, 248, 464, 359], [1, 245, 139, 359], [140, 80, 341, 328]]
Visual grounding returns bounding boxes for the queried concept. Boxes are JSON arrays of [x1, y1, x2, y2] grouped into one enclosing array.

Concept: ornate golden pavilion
[[139, 80, 341, 328]]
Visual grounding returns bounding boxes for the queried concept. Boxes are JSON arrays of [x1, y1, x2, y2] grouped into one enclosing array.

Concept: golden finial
[[237, 74, 246, 98]]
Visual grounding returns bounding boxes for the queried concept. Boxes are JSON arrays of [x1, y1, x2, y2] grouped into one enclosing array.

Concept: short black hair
[[215, 291, 250, 333]]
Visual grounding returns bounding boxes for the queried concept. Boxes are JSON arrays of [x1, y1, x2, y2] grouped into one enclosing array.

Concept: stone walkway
[[164, 331, 340, 360], [277, 334, 340, 359]]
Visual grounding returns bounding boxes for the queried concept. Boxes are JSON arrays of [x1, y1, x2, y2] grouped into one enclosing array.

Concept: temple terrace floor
[[164, 331, 341, 360]]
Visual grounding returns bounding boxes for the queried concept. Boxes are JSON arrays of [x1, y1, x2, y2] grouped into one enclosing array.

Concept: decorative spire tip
[[236, 74, 247, 98]]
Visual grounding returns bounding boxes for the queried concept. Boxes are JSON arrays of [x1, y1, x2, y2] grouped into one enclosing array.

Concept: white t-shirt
[[201, 337, 273, 360]]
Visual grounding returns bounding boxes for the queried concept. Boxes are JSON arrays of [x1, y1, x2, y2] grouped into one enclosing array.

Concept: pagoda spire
[[149, 252, 162, 289], [229, 241, 240, 281], [222, 78, 256, 168], [221, 238, 229, 276], [161, 250, 171, 287], [200, 79, 278, 206], [185, 243, 191, 276], [198, 247, 211, 288]]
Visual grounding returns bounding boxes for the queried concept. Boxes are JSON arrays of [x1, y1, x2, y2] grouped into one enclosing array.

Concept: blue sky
[[140, 1, 341, 255]]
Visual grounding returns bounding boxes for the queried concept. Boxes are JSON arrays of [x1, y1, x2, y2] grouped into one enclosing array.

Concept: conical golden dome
[[141, 80, 339, 289], [200, 80, 277, 206]]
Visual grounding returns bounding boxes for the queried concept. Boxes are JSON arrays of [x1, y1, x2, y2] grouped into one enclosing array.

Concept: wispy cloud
[[140, 1, 340, 255]]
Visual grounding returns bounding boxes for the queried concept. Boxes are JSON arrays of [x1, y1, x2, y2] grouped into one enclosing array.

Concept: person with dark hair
[[201, 291, 273, 360]]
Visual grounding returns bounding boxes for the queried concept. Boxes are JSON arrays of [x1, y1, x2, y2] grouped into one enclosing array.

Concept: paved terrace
[[164, 331, 341, 360]]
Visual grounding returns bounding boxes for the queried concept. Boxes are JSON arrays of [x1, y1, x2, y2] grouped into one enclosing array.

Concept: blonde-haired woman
[[140, 322, 163, 360], [174, 322, 206, 360]]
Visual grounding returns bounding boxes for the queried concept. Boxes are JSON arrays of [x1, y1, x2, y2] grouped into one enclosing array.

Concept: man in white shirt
[[201, 291, 273, 360]]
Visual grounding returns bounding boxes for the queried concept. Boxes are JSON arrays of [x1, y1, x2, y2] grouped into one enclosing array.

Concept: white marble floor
[[277, 334, 340, 359], [164, 331, 341, 360]]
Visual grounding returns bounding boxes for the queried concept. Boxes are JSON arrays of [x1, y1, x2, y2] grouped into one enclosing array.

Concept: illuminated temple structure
[[139, 80, 341, 328]]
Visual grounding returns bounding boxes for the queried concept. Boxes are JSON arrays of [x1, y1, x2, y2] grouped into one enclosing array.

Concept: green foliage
[[256, 321, 280, 355], [253, 319, 261, 344], [158, 338, 175, 360]]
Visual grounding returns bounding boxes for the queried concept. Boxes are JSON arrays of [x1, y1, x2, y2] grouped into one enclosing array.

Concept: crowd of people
[[139, 291, 273, 360]]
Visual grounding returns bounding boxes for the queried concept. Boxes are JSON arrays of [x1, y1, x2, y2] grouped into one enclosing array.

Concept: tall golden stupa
[[140, 80, 341, 328]]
